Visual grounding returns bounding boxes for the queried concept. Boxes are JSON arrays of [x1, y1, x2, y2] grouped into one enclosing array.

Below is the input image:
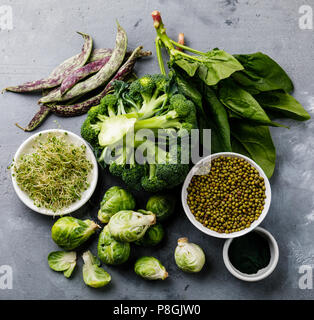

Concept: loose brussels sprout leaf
[[82, 251, 111, 288], [108, 210, 156, 242], [135, 223, 164, 247], [48, 251, 77, 278], [98, 186, 136, 223], [98, 225, 130, 265], [51, 217, 99, 250], [134, 256, 168, 280], [63, 262, 76, 278], [146, 194, 176, 222], [174, 237, 205, 273]]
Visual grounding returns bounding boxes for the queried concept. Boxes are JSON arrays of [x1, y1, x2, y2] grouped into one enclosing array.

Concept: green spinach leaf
[[232, 52, 293, 94], [173, 48, 243, 86], [203, 86, 232, 152], [218, 79, 285, 127], [255, 91, 310, 121], [230, 120, 276, 178]]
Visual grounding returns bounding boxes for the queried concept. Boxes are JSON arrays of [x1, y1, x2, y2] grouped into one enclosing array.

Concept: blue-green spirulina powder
[[228, 231, 271, 274]]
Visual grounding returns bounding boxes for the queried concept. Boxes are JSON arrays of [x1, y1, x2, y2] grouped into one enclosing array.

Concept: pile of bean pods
[[4, 22, 151, 131]]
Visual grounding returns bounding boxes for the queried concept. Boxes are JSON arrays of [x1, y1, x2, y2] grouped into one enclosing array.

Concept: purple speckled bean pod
[[60, 49, 152, 95], [89, 48, 151, 62], [60, 56, 111, 95], [89, 48, 113, 62], [5, 32, 93, 93], [46, 46, 143, 117], [39, 22, 128, 104], [47, 48, 112, 78], [15, 105, 51, 131]]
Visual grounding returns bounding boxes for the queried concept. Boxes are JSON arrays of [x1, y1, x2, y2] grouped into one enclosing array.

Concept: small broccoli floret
[[170, 94, 193, 117], [81, 106, 102, 148], [87, 105, 101, 121], [129, 75, 155, 104], [108, 145, 133, 177], [155, 162, 190, 189], [139, 144, 188, 192], [128, 74, 169, 119], [99, 94, 118, 116], [141, 164, 168, 192], [121, 164, 146, 191], [154, 146, 190, 189], [151, 74, 168, 95], [108, 146, 145, 190], [133, 93, 197, 133], [81, 118, 99, 148], [109, 162, 124, 178]]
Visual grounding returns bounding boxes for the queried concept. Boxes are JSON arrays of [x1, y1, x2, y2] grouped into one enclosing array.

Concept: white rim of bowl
[[181, 152, 271, 239], [222, 227, 279, 282], [11, 129, 98, 216]]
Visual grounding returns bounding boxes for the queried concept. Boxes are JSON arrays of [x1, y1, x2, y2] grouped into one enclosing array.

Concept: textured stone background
[[1, 0, 314, 299]]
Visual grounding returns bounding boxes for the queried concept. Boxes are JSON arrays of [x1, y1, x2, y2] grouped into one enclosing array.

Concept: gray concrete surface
[[1, 0, 314, 300]]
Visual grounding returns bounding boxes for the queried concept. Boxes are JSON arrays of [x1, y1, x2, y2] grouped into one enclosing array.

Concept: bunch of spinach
[[152, 11, 310, 178]]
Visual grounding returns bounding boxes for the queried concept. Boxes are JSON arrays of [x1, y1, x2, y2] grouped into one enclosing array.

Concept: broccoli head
[[80, 74, 197, 192]]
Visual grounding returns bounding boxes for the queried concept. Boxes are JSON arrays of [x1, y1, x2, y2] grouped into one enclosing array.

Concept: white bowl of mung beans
[[181, 152, 271, 239]]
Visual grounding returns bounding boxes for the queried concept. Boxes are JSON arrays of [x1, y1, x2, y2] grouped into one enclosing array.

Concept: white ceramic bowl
[[222, 227, 279, 281], [181, 152, 271, 239], [11, 129, 98, 216]]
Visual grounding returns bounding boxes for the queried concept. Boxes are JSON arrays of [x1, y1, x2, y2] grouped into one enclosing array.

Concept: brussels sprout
[[108, 210, 156, 242], [174, 237, 205, 273], [97, 225, 130, 265], [134, 256, 168, 280], [98, 186, 136, 223], [82, 250, 111, 288], [135, 223, 164, 247], [51, 217, 99, 250], [146, 194, 176, 222], [47, 251, 77, 278]]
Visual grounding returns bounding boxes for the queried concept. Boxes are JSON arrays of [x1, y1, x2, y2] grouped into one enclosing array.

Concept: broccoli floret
[[138, 144, 189, 192], [109, 147, 145, 191], [128, 74, 169, 119], [108, 145, 133, 177], [81, 118, 98, 147], [169, 94, 191, 117], [155, 158, 190, 189], [151, 74, 168, 95], [99, 94, 118, 116], [87, 105, 102, 121], [133, 93, 197, 133], [141, 164, 168, 192], [109, 162, 124, 178], [81, 105, 102, 148], [129, 75, 155, 103], [121, 163, 146, 191], [141, 146, 189, 192]]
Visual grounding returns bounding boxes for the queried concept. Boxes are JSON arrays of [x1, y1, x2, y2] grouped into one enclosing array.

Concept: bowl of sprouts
[[10, 129, 98, 216]]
